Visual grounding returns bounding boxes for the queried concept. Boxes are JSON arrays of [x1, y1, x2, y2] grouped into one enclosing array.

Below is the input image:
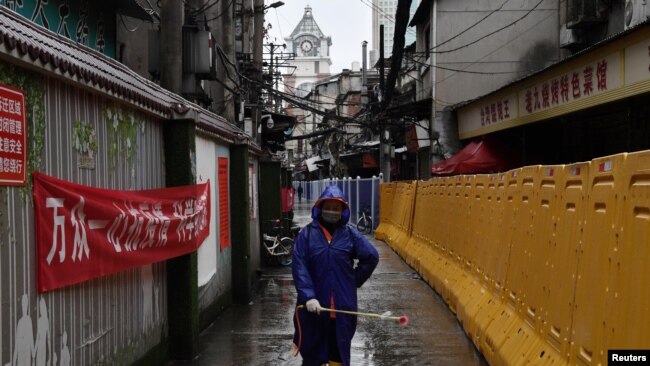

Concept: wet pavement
[[169, 200, 488, 366]]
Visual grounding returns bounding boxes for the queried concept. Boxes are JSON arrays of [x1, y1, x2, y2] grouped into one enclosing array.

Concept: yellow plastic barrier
[[412, 178, 443, 287], [374, 183, 395, 240], [375, 150, 650, 366], [382, 182, 407, 247], [607, 151, 650, 351], [540, 162, 589, 364], [570, 153, 626, 366], [498, 165, 566, 366], [467, 175, 491, 278], [456, 174, 506, 348], [480, 168, 528, 365], [419, 177, 450, 293], [454, 175, 494, 336], [383, 181, 417, 257], [403, 179, 432, 268], [438, 175, 471, 313], [505, 165, 540, 312], [398, 181, 418, 254]]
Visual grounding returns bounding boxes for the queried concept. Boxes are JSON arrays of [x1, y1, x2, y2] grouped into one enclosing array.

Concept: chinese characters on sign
[[0, 84, 27, 186], [33, 172, 211, 292], [218, 157, 230, 250], [457, 51, 616, 138], [458, 94, 516, 135], [519, 53, 619, 117], [480, 98, 512, 126]]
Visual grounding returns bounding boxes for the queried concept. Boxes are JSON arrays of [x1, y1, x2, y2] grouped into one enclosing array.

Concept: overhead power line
[[404, 54, 519, 75], [203, 0, 234, 22], [433, 11, 555, 86], [192, 0, 221, 15], [426, 0, 546, 54], [432, 0, 511, 51]]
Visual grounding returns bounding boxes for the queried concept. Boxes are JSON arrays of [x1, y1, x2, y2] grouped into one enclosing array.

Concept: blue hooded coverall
[[292, 185, 379, 366]]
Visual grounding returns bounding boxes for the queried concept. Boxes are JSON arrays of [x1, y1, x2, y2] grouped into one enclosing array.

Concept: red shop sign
[[0, 84, 27, 186], [33, 172, 211, 292]]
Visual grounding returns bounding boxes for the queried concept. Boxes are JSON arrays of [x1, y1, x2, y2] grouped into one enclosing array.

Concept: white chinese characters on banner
[[44, 194, 209, 265], [0, 95, 22, 115], [34, 172, 211, 292], [45, 198, 66, 265], [107, 201, 170, 253], [173, 194, 209, 243]]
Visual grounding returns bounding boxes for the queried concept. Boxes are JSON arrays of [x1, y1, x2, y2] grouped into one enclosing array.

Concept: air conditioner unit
[[567, 0, 608, 28], [560, 24, 583, 48], [625, 0, 650, 30]]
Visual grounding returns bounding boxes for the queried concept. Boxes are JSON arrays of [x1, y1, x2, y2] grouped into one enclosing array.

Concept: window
[[315, 61, 320, 74]]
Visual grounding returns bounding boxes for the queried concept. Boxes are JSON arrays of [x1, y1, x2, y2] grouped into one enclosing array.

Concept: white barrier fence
[[295, 176, 382, 230]]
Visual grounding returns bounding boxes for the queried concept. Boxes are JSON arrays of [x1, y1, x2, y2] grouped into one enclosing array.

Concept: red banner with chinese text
[[218, 157, 230, 250], [0, 84, 27, 186], [281, 187, 295, 213], [33, 172, 210, 292]]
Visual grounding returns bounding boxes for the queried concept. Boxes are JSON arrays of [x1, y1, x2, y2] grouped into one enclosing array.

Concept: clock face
[[301, 40, 313, 52]]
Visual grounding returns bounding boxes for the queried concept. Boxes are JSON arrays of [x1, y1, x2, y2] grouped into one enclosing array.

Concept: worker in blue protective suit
[[292, 184, 379, 366]]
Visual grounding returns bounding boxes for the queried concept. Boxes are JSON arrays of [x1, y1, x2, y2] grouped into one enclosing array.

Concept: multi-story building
[[299, 67, 380, 179], [0, 1, 269, 365], [283, 5, 332, 97], [451, 1, 650, 167], [408, 0, 559, 173], [283, 5, 333, 167], [369, 0, 420, 66]]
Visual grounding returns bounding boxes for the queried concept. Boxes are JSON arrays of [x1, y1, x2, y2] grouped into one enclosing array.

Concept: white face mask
[[321, 209, 342, 223]]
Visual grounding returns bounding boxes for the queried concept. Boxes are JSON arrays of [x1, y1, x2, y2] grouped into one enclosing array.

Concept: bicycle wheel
[[278, 238, 294, 266], [357, 216, 367, 233], [365, 218, 373, 234]]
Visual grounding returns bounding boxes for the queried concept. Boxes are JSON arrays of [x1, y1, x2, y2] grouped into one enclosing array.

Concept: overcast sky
[[264, 0, 373, 73]]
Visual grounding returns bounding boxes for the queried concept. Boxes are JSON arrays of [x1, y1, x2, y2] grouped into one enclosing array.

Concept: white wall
[[196, 135, 218, 287], [196, 135, 233, 312]]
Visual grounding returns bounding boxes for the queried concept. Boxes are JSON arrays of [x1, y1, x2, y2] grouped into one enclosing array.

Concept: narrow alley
[[170, 201, 488, 366]]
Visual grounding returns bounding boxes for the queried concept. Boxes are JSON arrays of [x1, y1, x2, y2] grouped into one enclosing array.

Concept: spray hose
[[292, 305, 303, 357], [292, 304, 409, 357]]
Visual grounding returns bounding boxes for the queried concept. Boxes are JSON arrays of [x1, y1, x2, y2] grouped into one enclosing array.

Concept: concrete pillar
[[230, 145, 253, 303], [163, 119, 199, 360], [259, 161, 282, 235]]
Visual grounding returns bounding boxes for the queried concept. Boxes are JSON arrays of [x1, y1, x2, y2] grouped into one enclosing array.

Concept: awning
[[431, 137, 520, 175], [305, 156, 321, 172]]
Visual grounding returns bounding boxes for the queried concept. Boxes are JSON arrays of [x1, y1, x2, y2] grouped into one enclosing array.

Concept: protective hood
[[312, 184, 350, 225]]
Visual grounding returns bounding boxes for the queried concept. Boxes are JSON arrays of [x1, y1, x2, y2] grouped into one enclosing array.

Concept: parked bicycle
[[262, 219, 295, 266], [356, 207, 373, 234]]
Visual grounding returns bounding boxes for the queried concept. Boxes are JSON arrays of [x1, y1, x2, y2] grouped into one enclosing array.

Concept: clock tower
[[283, 5, 332, 98], [283, 5, 332, 167]]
